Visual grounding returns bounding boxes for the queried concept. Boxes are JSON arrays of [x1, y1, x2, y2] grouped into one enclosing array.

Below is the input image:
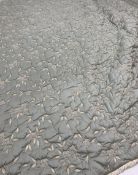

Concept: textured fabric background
[[0, 0, 138, 175]]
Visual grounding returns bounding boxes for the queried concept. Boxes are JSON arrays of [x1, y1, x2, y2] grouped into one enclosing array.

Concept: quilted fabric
[[0, 0, 138, 174]]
